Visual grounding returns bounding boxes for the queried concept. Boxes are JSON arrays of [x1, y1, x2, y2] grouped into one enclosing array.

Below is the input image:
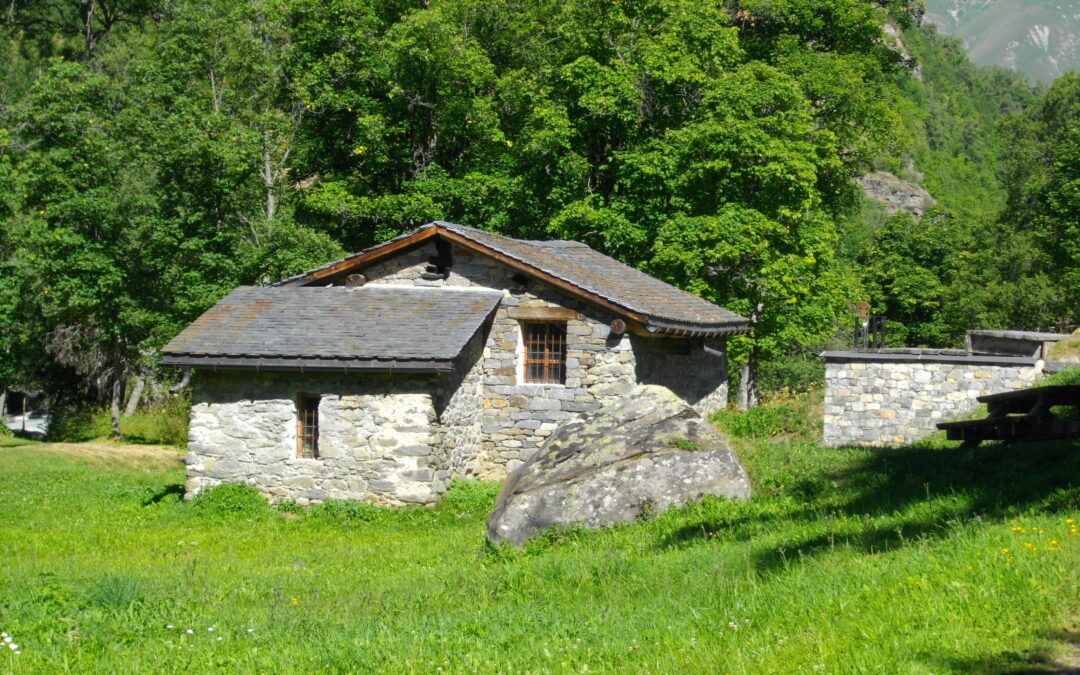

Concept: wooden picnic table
[[936, 384, 1080, 448]]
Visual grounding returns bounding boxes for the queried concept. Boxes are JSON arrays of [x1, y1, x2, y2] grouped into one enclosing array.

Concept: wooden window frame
[[523, 321, 567, 385], [297, 393, 320, 459]]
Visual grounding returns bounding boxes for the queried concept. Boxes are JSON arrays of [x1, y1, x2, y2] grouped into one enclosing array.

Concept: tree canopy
[[0, 0, 1075, 417]]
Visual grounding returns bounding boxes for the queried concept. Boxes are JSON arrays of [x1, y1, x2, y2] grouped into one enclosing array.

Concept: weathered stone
[[823, 353, 1042, 447], [487, 385, 750, 546], [183, 239, 735, 501]]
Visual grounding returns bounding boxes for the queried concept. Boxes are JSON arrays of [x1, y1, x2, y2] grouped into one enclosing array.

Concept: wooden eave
[[281, 224, 653, 328], [280, 224, 750, 337]]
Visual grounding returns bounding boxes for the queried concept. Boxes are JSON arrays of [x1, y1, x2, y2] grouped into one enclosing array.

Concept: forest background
[[1, 0, 1078, 428]]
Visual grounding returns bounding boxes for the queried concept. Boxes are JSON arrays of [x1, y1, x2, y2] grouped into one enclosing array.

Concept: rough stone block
[[528, 397, 562, 411], [394, 444, 431, 457]]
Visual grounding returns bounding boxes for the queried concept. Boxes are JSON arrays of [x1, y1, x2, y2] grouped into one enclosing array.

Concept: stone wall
[[823, 350, 1042, 447], [187, 372, 445, 505], [434, 328, 487, 478], [184, 239, 731, 502], [363, 241, 728, 479]]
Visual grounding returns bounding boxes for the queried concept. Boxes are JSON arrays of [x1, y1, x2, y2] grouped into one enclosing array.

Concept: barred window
[[523, 322, 567, 384], [297, 394, 320, 459]]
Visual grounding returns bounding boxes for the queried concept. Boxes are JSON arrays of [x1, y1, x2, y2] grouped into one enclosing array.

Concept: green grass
[[1, 402, 1078, 672], [1048, 338, 1080, 361]]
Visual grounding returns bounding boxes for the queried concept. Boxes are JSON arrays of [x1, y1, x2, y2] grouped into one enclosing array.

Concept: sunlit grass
[[1, 396, 1078, 673]]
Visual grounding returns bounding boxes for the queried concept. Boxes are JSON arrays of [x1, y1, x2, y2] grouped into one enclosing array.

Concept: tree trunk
[[736, 347, 760, 412], [0, 387, 6, 417], [262, 133, 276, 222], [124, 374, 145, 417], [109, 350, 126, 439]]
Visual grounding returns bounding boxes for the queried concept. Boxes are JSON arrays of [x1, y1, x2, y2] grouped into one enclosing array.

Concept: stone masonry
[[364, 241, 729, 478], [187, 371, 449, 505], [184, 240, 731, 504], [823, 350, 1042, 447]]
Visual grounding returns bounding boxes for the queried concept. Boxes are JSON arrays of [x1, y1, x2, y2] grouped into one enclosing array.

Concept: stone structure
[[855, 170, 936, 220], [487, 385, 751, 546], [361, 240, 731, 478], [966, 329, 1075, 360], [164, 222, 749, 505], [186, 371, 450, 505], [822, 349, 1042, 447]]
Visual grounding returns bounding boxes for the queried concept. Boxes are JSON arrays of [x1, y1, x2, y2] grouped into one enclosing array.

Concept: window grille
[[297, 394, 320, 458], [524, 322, 567, 384]]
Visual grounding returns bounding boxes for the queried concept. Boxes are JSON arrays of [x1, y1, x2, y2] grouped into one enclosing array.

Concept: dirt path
[[2, 439, 184, 471]]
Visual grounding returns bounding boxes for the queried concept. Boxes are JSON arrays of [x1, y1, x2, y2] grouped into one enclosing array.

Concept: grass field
[[1, 393, 1078, 673]]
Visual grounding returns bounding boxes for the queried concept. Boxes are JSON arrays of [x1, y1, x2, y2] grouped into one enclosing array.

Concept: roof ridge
[[272, 220, 749, 335]]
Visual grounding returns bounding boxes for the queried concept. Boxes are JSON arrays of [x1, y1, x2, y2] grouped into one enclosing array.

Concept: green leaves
[[0, 0, 931, 406]]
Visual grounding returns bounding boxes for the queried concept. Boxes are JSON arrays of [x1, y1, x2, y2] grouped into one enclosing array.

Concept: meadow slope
[[0, 398, 1078, 673]]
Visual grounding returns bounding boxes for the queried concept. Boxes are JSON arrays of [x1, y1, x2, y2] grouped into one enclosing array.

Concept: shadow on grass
[[945, 624, 1080, 673], [657, 438, 1080, 573], [141, 482, 185, 505]]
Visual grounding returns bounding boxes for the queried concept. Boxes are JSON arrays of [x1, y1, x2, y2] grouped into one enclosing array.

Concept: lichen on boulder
[[486, 385, 751, 546]]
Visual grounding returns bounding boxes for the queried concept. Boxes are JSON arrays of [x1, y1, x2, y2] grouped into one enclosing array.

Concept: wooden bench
[[936, 385, 1080, 448]]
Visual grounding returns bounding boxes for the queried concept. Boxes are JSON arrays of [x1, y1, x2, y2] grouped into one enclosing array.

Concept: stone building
[[162, 222, 749, 505]]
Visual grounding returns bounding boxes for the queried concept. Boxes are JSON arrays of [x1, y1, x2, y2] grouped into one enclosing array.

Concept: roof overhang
[[159, 354, 455, 374], [278, 223, 751, 338]]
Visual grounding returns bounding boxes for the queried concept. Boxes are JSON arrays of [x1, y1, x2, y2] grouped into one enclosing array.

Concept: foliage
[[0, 0, 927, 411], [191, 483, 271, 519], [850, 24, 1051, 346], [308, 498, 396, 525], [712, 389, 824, 442], [437, 479, 502, 517], [1043, 366, 1080, 387], [1048, 341, 1080, 362], [87, 574, 143, 610], [997, 73, 1080, 323], [1, 414, 1077, 671], [118, 395, 190, 447], [46, 394, 189, 445], [756, 351, 826, 398], [45, 406, 114, 443]]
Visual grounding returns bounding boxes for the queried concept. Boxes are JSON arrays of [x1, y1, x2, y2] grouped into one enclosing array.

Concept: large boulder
[[487, 385, 751, 546]]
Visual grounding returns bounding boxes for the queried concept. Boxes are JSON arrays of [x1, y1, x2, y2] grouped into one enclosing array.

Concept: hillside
[[2, 403, 1079, 671], [925, 0, 1080, 83]]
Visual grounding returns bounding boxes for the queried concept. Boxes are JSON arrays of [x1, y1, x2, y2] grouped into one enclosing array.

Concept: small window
[[297, 394, 320, 458], [524, 322, 567, 384]]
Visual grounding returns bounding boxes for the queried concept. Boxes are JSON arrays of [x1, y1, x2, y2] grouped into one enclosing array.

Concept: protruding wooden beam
[[507, 307, 581, 321]]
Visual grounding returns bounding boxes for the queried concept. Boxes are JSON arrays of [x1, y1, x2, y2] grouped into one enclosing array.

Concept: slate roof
[[160, 286, 501, 372], [276, 221, 749, 336]]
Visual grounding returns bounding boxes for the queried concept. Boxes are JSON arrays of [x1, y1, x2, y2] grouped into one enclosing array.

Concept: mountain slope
[[924, 0, 1080, 83]]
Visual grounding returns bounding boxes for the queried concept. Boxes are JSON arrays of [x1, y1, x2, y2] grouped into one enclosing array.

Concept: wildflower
[[292, 597, 299, 605], [1000, 548, 1009, 555], [216, 637, 223, 641], [186, 629, 194, 635], [166, 625, 174, 629], [208, 627, 214, 632], [1067, 519, 1076, 524], [8, 643, 18, 650], [247, 628, 254, 633], [728, 621, 740, 631]]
